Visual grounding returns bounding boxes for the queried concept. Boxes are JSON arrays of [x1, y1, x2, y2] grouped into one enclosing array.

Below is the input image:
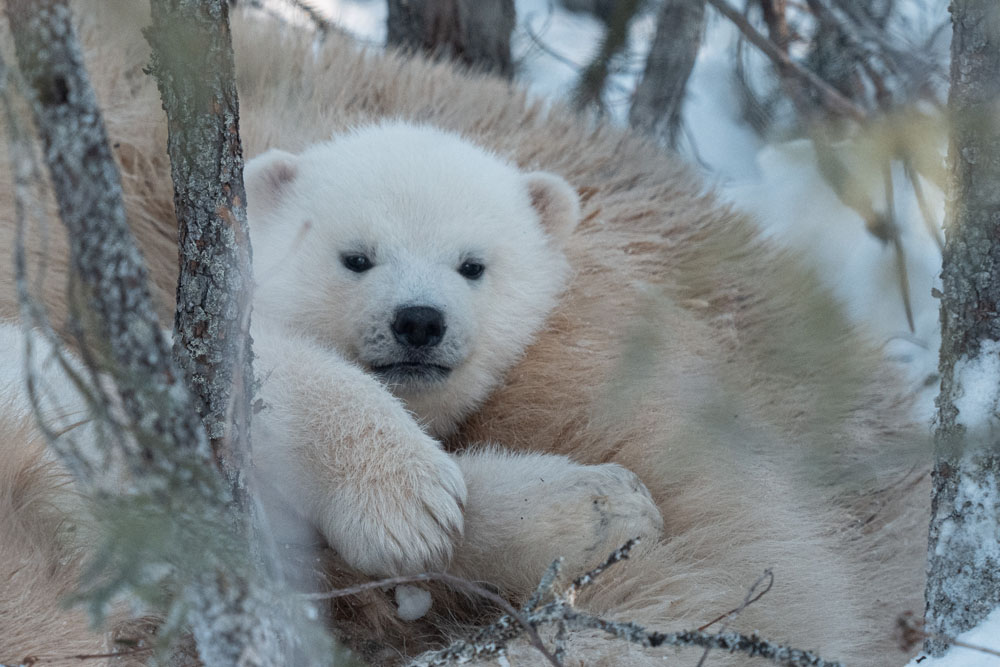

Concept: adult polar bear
[[0, 1, 928, 665]]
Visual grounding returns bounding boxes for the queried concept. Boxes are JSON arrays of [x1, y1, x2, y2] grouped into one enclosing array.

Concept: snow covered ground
[[267, 0, 950, 423], [905, 608, 1000, 667]]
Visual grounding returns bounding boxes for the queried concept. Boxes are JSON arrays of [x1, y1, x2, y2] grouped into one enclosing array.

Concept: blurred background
[[237, 0, 950, 420]]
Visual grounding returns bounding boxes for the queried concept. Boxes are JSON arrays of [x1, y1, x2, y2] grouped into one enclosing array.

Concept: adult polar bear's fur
[[0, 2, 928, 665]]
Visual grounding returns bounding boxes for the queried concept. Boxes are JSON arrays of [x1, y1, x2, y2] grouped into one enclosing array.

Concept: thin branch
[[1, 644, 154, 665], [695, 569, 774, 667], [885, 162, 916, 333], [406, 541, 842, 667], [303, 572, 562, 667], [697, 569, 775, 632], [896, 612, 1000, 659], [704, 0, 867, 122]]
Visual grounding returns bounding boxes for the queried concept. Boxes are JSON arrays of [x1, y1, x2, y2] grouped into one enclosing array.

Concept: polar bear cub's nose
[[392, 306, 446, 348]]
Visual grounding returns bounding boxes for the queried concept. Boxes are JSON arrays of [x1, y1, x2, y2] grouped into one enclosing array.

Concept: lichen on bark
[[144, 0, 256, 514], [4, 0, 215, 493], [4, 2, 307, 663], [925, 0, 1000, 654]]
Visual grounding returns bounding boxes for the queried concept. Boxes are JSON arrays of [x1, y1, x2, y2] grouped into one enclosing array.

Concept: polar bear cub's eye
[[342, 253, 373, 273], [458, 261, 485, 280]]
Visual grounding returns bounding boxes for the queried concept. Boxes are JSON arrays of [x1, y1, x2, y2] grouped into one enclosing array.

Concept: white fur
[[452, 448, 663, 594], [246, 123, 662, 580], [394, 585, 432, 621]]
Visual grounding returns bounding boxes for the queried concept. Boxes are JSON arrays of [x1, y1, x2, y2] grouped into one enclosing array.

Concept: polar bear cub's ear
[[245, 148, 298, 215], [524, 171, 581, 245]]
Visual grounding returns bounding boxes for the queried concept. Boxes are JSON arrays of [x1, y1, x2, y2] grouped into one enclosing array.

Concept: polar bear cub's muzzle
[[368, 304, 456, 386]]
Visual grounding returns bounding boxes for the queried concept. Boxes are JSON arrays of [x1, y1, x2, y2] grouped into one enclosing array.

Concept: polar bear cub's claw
[[322, 443, 467, 577]]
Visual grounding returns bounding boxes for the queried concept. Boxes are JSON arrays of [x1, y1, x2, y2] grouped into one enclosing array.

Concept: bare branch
[[695, 569, 774, 667], [704, 0, 867, 122], [303, 571, 561, 667], [403, 542, 842, 667], [4, 0, 215, 490]]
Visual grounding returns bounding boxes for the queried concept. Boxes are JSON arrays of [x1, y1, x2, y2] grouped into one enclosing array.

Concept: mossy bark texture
[[145, 0, 255, 514], [4, 0, 214, 491], [6, 2, 292, 663], [925, 0, 1000, 654]]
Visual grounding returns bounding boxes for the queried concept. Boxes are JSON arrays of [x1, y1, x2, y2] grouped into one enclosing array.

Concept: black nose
[[392, 306, 446, 348]]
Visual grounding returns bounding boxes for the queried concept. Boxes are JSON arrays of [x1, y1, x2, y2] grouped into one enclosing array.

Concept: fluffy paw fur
[[321, 440, 467, 576], [451, 450, 663, 595]]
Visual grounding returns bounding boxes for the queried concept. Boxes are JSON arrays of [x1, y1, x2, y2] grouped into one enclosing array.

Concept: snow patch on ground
[[906, 607, 1000, 667]]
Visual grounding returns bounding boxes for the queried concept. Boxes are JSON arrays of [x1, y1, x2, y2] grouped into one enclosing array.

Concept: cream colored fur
[[0, 2, 929, 665], [245, 123, 661, 580]]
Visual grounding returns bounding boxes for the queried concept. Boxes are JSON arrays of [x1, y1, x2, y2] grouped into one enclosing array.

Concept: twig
[[407, 541, 842, 667], [896, 612, 1000, 659], [884, 163, 915, 333], [521, 18, 634, 100], [565, 537, 638, 603], [704, 0, 867, 122], [698, 569, 775, 631], [286, 0, 333, 33], [521, 16, 585, 72], [303, 572, 562, 667], [904, 158, 945, 251], [695, 569, 774, 666]]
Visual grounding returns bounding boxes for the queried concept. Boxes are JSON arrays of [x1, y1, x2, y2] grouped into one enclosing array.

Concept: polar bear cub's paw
[[321, 443, 467, 577], [545, 462, 663, 567], [454, 451, 663, 594]]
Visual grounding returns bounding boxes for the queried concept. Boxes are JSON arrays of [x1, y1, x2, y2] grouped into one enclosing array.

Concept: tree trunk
[[924, 0, 1000, 655], [387, 0, 515, 78], [145, 0, 255, 518], [628, 0, 706, 148], [4, 0, 213, 490], [4, 2, 301, 663]]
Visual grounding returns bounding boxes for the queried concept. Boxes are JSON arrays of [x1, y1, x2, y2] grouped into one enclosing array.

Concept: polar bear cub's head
[[246, 123, 580, 435]]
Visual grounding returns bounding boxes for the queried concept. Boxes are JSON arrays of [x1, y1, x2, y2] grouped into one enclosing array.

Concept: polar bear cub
[[244, 123, 662, 587]]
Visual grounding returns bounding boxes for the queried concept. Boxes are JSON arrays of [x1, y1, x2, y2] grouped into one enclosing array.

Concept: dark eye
[[458, 261, 485, 280], [342, 254, 373, 273]]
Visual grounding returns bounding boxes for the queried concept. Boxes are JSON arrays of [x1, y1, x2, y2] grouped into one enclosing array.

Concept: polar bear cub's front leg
[[252, 325, 466, 577]]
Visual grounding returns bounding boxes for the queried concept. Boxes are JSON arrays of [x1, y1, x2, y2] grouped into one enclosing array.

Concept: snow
[[905, 607, 1000, 667], [313, 0, 386, 44], [953, 339, 1000, 434]]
